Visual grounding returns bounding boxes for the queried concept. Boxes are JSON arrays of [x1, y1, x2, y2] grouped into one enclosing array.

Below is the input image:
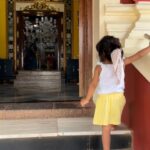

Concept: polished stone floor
[[0, 82, 79, 103]]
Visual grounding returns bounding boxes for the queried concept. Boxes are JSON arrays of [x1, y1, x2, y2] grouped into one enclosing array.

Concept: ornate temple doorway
[[13, 0, 92, 97], [15, 1, 64, 71], [16, 11, 63, 71]]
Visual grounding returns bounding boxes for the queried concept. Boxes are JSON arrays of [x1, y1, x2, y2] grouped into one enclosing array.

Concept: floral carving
[[23, 0, 57, 12]]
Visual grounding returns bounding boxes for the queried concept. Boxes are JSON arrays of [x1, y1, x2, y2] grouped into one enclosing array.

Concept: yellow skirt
[[93, 92, 126, 126]]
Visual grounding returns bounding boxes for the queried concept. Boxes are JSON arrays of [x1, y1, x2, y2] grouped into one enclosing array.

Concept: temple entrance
[[16, 11, 63, 71], [12, 0, 92, 100]]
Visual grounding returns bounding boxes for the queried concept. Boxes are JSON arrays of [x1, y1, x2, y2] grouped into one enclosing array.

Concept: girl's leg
[[102, 125, 112, 150]]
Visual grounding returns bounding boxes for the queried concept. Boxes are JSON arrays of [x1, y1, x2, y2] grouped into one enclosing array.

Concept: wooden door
[[79, 0, 93, 96], [16, 11, 63, 71]]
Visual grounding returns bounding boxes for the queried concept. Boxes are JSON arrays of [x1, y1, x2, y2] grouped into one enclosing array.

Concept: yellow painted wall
[[72, 0, 79, 59], [0, 0, 7, 59]]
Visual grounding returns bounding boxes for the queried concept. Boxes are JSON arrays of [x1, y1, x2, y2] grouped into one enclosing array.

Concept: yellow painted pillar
[[72, 0, 79, 59], [0, 0, 8, 59]]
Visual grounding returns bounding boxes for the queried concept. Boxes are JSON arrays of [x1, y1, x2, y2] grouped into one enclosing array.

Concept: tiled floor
[[0, 117, 131, 139], [0, 82, 79, 103]]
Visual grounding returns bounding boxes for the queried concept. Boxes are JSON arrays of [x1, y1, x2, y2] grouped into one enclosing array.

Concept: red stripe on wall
[[134, 0, 150, 1], [124, 65, 150, 150], [120, 0, 135, 4]]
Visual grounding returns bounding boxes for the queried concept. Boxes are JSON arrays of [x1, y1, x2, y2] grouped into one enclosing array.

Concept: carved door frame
[[13, 0, 93, 97], [79, 0, 93, 96]]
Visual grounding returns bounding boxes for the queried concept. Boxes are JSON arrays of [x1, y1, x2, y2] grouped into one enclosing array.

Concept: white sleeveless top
[[95, 62, 125, 94]]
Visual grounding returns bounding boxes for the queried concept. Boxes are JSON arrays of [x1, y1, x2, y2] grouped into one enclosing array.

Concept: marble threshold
[[0, 117, 131, 139]]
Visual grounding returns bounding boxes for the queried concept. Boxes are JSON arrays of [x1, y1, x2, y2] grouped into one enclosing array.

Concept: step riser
[[18, 71, 61, 76], [14, 81, 61, 84], [0, 136, 131, 150], [14, 71, 61, 92], [14, 83, 61, 87], [0, 109, 93, 119], [16, 76, 61, 80]]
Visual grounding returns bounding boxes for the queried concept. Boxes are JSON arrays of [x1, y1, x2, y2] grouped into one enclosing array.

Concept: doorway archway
[[13, 0, 93, 97]]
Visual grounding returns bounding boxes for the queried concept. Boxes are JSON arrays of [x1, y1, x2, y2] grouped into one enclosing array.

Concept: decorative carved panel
[[8, 0, 14, 60], [16, 0, 64, 2], [23, 0, 57, 12]]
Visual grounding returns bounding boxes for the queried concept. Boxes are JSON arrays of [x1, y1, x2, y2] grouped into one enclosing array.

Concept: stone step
[[14, 80, 61, 84], [17, 71, 61, 76], [16, 75, 61, 80], [0, 102, 94, 119], [0, 118, 132, 150], [0, 137, 132, 150], [14, 71, 61, 92], [14, 81, 61, 87]]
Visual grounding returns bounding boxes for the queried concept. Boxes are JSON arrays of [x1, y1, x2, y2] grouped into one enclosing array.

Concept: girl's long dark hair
[[96, 35, 124, 62]]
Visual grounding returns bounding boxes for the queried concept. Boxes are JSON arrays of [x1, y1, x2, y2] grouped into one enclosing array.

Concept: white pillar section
[[124, 2, 150, 82], [93, 0, 150, 82], [105, 1, 137, 45], [92, 0, 137, 68], [92, 0, 101, 69]]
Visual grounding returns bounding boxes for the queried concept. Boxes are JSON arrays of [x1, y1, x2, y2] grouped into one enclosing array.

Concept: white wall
[[92, 0, 150, 82], [92, 0, 101, 70]]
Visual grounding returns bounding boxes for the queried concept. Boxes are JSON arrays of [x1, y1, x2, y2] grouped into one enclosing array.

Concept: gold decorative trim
[[23, 0, 58, 12], [16, 0, 64, 2]]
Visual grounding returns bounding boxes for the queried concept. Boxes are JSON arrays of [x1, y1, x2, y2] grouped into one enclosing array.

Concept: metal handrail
[[144, 33, 150, 45]]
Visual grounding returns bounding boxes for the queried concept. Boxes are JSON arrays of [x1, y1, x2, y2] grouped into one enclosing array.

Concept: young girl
[[80, 35, 150, 150]]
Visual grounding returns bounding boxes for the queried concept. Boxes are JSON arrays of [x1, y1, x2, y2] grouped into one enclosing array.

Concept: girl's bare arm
[[80, 65, 101, 106], [124, 46, 150, 66]]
